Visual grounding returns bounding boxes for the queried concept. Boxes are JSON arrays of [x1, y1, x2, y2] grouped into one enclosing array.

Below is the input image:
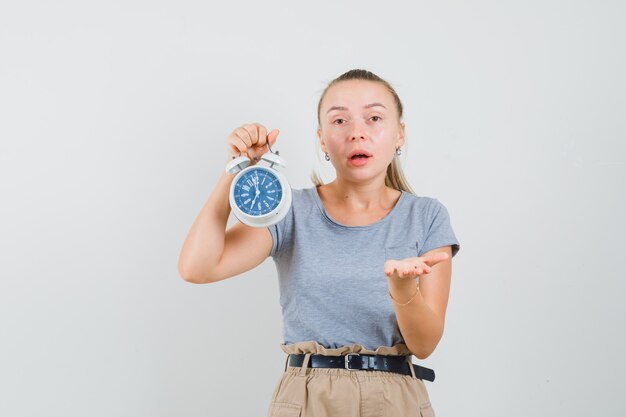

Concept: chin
[[340, 168, 385, 181]]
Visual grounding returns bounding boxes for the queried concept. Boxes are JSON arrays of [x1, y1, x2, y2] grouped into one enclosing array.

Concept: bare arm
[[178, 170, 269, 283], [385, 246, 452, 359], [178, 123, 279, 284]]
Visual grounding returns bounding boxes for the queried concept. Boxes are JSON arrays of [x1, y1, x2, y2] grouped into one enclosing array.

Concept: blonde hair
[[311, 69, 416, 195]]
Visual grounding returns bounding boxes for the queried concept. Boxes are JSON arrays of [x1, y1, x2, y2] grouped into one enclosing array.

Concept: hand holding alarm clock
[[225, 123, 292, 228]]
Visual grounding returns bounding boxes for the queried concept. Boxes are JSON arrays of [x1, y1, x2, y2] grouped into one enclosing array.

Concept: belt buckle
[[344, 353, 360, 371]]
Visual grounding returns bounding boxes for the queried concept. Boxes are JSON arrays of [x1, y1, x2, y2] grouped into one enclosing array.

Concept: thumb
[[425, 252, 450, 266], [267, 128, 280, 146]]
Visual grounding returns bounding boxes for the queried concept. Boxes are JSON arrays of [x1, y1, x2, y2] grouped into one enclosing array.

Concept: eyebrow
[[326, 102, 387, 114]]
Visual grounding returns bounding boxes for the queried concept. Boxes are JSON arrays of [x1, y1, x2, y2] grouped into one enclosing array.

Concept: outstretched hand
[[384, 252, 450, 281]]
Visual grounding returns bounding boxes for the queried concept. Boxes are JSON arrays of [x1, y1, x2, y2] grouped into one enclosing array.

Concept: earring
[[324, 152, 330, 161], [395, 147, 402, 156]]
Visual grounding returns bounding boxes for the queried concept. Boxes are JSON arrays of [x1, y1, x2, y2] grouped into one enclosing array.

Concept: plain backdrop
[[1, 1, 625, 416]]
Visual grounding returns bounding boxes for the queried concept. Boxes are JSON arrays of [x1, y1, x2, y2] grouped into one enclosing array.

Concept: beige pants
[[266, 341, 436, 417]]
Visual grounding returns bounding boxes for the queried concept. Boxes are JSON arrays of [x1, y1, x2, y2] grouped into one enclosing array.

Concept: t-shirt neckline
[[310, 186, 406, 230]]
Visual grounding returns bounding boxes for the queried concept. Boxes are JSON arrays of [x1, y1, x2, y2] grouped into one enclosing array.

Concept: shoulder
[[281, 186, 319, 217], [289, 186, 315, 204], [398, 193, 455, 230], [399, 191, 440, 212]]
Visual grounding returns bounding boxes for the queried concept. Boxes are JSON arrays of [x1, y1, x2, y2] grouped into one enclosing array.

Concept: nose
[[350, 122, 366, 141]]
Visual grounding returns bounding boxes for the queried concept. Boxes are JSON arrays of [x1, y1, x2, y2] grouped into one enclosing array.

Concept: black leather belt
[[287, 353, 435, 382]]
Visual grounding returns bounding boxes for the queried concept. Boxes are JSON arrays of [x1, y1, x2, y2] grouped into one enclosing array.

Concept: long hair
[[311, 69, 416, 195]]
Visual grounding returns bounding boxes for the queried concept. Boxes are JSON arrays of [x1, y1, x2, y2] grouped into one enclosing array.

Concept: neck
[[323, 178, 397, 211]]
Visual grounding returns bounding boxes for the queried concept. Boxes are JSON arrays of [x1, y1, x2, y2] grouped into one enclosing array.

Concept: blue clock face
[[233, 168, 283, 216]]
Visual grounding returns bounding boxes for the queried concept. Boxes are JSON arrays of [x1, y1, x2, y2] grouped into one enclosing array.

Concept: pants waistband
[[286, 353, 435, 382]]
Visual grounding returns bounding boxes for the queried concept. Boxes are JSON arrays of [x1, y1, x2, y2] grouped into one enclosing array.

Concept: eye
[[370, 116, 382, 122], [333, 119, 346, 125]]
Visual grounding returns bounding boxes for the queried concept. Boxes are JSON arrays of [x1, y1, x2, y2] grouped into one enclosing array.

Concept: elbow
[[178, 261, 213, 284], [179, 270, 213, 284], [412, 319, 445, 359], [178, 259, 194, 282], [178, 266, 198, 283], [407, 342, 431, 360], [412, 349, 434, 360], [180, 272, 205, 284], [409, 332, 443, 360], [409, 342, 437, 359]]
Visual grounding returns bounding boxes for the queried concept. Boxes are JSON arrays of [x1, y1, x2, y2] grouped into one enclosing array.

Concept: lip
[[348, 155, 371, 167], [347, 149, 373, 159]]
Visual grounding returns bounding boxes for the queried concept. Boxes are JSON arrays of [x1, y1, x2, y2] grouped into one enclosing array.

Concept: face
[[317, 80, 405, 183]]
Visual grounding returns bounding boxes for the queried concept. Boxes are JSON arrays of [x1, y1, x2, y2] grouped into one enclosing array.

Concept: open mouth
[[350, 154, 371, 160], [347, 149, 373, 166], [348, 149, 373, 159]]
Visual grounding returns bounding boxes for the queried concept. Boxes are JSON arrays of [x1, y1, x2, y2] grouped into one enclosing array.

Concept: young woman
[[178, 69, 460, 417]]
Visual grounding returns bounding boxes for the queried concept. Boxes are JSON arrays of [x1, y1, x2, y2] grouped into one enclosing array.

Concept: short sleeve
[[267, 193, 294, 259], [268, 223, 282, 258], [418, 199, 460, 258]]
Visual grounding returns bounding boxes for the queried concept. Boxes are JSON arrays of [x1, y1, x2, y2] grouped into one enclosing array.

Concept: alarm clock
[[225, 143, 292, 228]]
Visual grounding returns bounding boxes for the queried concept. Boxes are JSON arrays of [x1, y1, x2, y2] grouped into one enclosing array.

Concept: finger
[[255, 123, 268, 148], [396, 263, 412, 277], [241, 124, 259, 146], [402, 268, 418, 278], [235, 126, 253, 150], [383, 260, 398, 276], [384, 264, 394, 276], [228, 134, 248, 155], [267, 128, 280, 146], [234, 127, 253, 148]]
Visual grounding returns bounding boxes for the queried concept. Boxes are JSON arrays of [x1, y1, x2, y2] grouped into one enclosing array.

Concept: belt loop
[[299, 353, 311, 376], [284, 354, 290, 372], [406, 356, 417, 379]]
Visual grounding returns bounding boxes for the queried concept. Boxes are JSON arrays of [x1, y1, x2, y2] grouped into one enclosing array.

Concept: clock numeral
[[266, 196, 274, 201], [241, 193, 248, 197], [247, 179, 254, 187], [242, 185, 250, 192], [257, 202, 261, 210], [243, 198, 251, 205]]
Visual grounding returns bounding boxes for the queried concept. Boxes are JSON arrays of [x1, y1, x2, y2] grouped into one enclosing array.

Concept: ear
[[317, 128, 328, 153], [396, 122, 405, 149]]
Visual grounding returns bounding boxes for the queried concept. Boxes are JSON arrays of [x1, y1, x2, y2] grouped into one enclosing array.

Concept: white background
[[1, 1, 625, 416]]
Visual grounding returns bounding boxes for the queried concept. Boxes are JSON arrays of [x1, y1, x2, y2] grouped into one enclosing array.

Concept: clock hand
[[248, 173, 261, 209], [250, 191, 258, 209]]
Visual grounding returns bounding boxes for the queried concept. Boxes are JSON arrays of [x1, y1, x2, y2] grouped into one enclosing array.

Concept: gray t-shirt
[[268, 186, 460, 350]]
